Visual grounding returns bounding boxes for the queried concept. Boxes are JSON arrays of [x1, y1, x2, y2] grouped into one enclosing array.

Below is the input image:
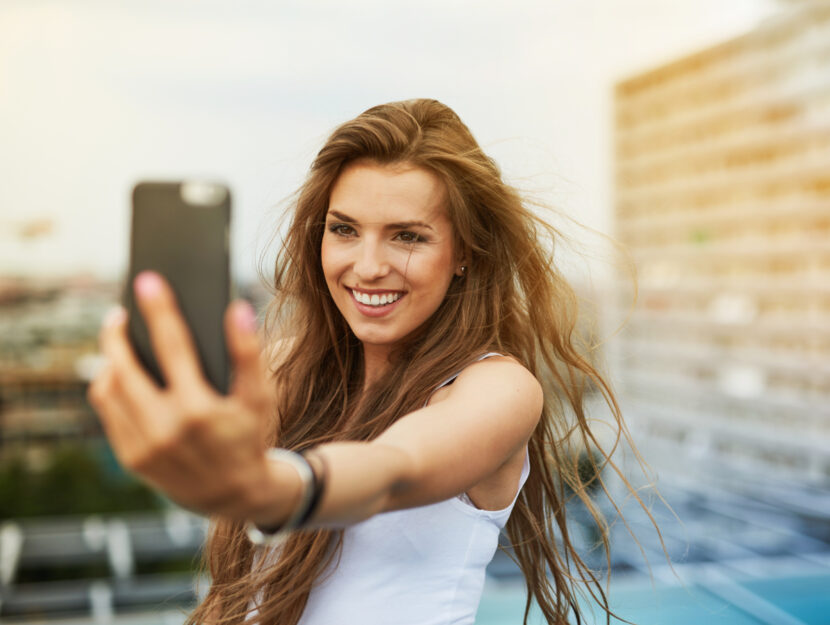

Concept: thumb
[[224, 300, 270, 411]]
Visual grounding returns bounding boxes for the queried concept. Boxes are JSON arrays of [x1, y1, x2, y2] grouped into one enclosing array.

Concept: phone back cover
[[125, 182, 231, 394]]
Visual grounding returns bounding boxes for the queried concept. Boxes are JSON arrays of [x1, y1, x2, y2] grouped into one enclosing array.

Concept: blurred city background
[[1, 0, 828, 623]]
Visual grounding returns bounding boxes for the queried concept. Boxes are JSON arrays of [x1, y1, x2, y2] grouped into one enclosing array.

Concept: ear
[[453, 235, 471, 278], [453, 240, 470, 277]]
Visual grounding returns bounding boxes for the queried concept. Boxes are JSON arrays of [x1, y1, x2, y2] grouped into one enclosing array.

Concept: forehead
[[328, 161, 449, 224]]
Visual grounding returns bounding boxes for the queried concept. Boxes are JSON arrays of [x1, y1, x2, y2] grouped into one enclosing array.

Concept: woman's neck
[[361, 343, 393, 389]]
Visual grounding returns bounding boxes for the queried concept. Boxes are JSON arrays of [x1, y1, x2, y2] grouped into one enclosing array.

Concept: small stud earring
[[460, 266, 467, 274]]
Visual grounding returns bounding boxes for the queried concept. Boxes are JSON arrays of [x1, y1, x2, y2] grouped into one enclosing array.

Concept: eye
[[328, 223, 356, 237], [395, 231, 424, 243]]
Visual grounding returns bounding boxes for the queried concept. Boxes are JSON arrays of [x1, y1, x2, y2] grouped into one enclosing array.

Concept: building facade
[[612, 3, 830, 490]]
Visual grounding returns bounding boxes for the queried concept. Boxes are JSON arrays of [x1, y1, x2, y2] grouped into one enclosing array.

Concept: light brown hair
[[187, 98, 652, 625]]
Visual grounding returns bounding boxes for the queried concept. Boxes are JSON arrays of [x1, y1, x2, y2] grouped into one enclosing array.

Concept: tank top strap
[[424, 352, 503, 407]]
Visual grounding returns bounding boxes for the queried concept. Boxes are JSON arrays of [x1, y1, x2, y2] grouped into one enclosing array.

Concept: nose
[[353, 237, 390, 282]]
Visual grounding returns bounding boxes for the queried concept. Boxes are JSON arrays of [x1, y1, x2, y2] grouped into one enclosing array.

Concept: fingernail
[[135, 272, 163, 299], [103, 306, 126, 327], [234, 301, 258, 332]]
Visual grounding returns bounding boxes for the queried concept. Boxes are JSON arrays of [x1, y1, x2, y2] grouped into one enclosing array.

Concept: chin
[[352, 330, 401, 348], [348, 319, 416, 348]]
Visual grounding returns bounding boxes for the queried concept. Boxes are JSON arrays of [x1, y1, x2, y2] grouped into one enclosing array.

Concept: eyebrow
[[326, 210, 436, 232]]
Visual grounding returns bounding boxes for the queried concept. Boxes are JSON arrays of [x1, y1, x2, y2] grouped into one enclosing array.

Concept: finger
[[133, 271, 206, 390], [89, 371, 188, 501], [90, 373, 238, 513], [89, 358, 189, 489], [224, 300, 271, 412], [87, 362, 145, 463], [99, 305, 163, 417]]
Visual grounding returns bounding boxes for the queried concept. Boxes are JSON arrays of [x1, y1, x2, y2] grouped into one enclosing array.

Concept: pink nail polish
[[135, 272, 162, 298], [235, 301, 258, 332]]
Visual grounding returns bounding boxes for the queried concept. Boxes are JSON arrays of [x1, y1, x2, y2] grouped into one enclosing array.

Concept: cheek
[[320, 240, 340, 284], [434, 244, 457, 281], [411, 251, 455, 299]]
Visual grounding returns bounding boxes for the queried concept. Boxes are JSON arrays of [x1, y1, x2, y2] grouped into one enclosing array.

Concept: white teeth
[[352, 290, 401, 306]]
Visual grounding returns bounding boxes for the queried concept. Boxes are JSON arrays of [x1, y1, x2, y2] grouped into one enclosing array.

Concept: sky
[[0, 0, 780, 284]]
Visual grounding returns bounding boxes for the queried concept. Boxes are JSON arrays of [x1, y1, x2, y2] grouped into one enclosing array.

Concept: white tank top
[[252, 354, 531, 625]]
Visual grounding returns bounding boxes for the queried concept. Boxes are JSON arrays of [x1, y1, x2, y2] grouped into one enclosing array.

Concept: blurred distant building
[[0, 277, 118, 458], [0, 274, 272, 461], [612, 3, 830, 490]]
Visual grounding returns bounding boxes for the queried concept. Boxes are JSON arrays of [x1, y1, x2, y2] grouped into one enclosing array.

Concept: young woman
[[89, 99, 640, 624]]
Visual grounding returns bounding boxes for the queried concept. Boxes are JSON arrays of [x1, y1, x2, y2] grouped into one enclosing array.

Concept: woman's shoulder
[[457, 352, 538, 386], [458, 353, 541, 397], [427, 352, 543, 417]]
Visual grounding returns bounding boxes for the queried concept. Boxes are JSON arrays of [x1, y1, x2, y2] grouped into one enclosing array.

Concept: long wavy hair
[[186, 98, 653, 625]]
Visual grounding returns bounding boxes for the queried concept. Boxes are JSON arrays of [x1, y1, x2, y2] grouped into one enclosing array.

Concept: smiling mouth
[[349, 288, 404, 307]]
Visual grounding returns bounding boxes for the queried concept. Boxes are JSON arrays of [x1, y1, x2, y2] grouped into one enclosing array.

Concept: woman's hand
[[87, 271, 287, 522]]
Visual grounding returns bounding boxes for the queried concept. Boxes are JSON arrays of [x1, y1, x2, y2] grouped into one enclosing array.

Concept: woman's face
[[321, 160, 461, 353]]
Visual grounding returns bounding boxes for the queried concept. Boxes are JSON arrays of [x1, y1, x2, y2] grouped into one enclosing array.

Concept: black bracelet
[[298, 449, 328, 526]]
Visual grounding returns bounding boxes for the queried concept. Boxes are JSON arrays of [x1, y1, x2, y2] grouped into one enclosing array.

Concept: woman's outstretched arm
[[88, 271, 542, 531], [292, 357, 542, 527]]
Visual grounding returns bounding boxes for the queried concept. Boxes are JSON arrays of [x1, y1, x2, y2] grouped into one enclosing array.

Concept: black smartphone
[[124, 181, 232, 394]]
